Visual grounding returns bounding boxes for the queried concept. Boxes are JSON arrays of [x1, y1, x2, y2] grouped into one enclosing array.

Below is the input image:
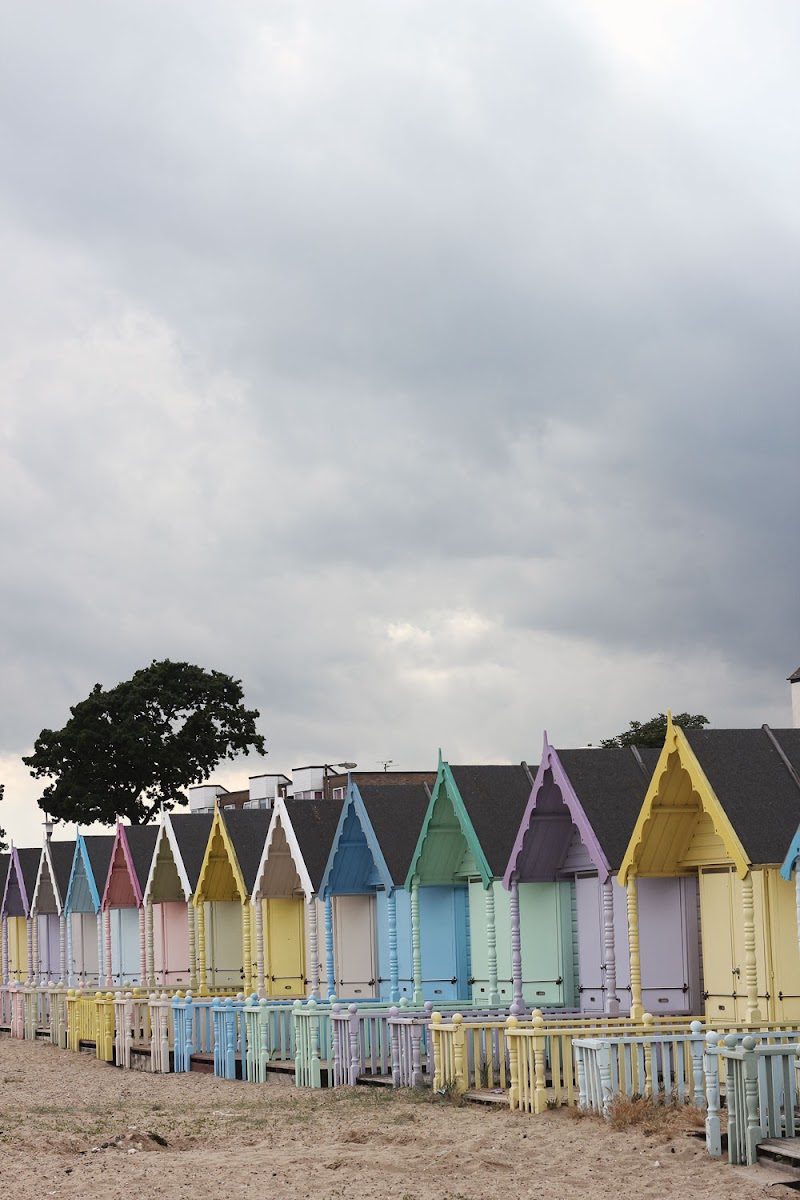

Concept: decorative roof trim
[[251, 797, 314, 902], [404, 753, 492, 889]]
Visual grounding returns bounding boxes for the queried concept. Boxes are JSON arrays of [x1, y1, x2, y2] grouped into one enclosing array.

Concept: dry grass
[[606, 1095, 707, 1137]]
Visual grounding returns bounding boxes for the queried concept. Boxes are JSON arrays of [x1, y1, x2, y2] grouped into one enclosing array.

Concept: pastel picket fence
[[9, 982, 25, 1039], [212, 994, 248, 1079], [244, 998, 297, 1082], [705, 1031, 799, 1166], [95, 993, 116, 1062], [172, 993, 215, 1071], [388, 1012, 428, 1088], [505, 1011, 699, 1114], [330, 1002, 395, 1085], [0, 983, 14, 1028], [49, 984, 68, 1048], [113, 991, 153, 1069], [573, 1021, 706, 1117], [149, 994, 174, 1073], [66, 990, 100, 1051], [293, 998, 333, 1088]]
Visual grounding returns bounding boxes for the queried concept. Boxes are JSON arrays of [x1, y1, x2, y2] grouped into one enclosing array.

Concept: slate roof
[[221, 809, 272, 894], [788, 668, 800, 683], [554, 746, 660, 871], [358, 783, 431, 884], [123, 826, 160, 892], [449, 765, 536, 876], [82, 835, 115, 892], [49, 840, 77, 899], [283, 797, 344, 892], [16, 847, 42, 907], [168, 813, 215, 890], [0, 853, 8, 901], [683, 727, 800, 865]]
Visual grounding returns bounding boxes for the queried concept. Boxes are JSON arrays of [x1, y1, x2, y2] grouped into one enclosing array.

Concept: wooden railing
[[705, 1032, 799, 1165], [573, 1022, 706, 1116], [212, 995, 248, 1079], [243, 999, 298, 1082]]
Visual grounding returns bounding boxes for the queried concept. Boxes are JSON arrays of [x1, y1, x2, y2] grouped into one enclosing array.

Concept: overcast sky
[[2, 0, 798, 845]]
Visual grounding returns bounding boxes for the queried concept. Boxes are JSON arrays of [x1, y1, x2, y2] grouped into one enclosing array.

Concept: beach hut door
[[333, 894, 377, 998], [266, 897, 305, 996]]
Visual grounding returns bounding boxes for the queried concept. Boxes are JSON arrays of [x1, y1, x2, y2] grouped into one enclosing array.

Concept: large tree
[[23, 660, 266, 826], [600, 711, 709, 749]]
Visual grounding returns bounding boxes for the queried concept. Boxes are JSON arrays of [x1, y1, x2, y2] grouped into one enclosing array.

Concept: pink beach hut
[[142, 812, 214, 990], [100, 823, 160, 987]]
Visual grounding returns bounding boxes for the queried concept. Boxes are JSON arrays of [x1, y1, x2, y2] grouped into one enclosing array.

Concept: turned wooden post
[[627, 873, 643, 1021], [196, 901, 208, 995], [387, 890, 399, 1002], [95, 910, 104, 987], [411, 875, 423, 1004], [452, 1013, 467, 1095], [432, 1011, 443, 1090], [307, 896, 320, 999], [187, 902, 197, 991], [643, 1011, 654, 1099], [59, 913, 67, 985], [1, 914, 8, 985], [689, 1021, 705, 1107], [509, 876, 524, 1016], [532, 1008, 548, 1114], [795, 868, 800, 969], [254, 897, 265, 997], [66, 916, 74, 987], [145, 899, 155, 988], [324, 896, 335, 1000], [241, 900, 252, 995], [602, 879, 619, 1016], [485, 884, 500, 1006], [104, 908, 113, 987], [348, 1003, 360, 1085], [741, 873, 762, 1023], [506, 1015, 520, 1109], [138, 906, 147, 987], [28, 914, 36, 984]]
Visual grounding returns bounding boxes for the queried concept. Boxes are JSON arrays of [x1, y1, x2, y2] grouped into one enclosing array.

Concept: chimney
[[789, 667, 800, 729]]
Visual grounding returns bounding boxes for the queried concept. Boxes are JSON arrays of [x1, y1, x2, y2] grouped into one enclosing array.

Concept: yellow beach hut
[[619, 718, 800, 1024], [193, 806, 271, 994]]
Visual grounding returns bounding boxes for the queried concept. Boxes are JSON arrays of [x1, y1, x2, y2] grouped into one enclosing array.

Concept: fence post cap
[[705, 1030, 720, 1046], [506, 1014, 519, 1028], [724, 1033, 739, 1049], [742, 1035, 757, 1051], [532, 1008, 543, 1019], [348, 1003, 358, 1015], [452, 1012, 463, 1025], [431, 1011, 443, 1024], [690, 1020, 703, 1034], [532, 1011, 545, 1029]]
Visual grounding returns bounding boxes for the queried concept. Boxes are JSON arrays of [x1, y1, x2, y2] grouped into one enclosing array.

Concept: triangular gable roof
[[194, 806, 270, 902], [252, 797, 343, 900], [0, 854, 9, 908], [2, 845, 41, 917], [504, 735, 658, 886], [359, 782, 432, 884], [406, 756, 531, 887], [619, 719, 800, 883], [144, 813, 215, 901], [33, 838, 76, 914], [320, 780, 395, 898], [101, 823, 160, 909], [64, 833, 115, 913]]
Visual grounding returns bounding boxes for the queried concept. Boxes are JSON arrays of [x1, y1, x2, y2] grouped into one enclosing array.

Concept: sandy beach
[[0, 1037, 776, 1200]]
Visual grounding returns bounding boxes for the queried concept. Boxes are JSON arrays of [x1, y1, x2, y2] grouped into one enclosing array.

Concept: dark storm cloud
[[1, 0, 798, 840]]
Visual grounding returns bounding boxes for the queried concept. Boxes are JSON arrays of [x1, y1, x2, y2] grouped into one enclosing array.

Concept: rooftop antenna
[[377, 760, 394, 772]]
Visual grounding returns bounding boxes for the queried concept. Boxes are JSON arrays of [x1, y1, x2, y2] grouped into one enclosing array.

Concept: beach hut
[[63, 834, 115, 987], [503, 735, 700, 1016], [194, 806, 271, 994], [320, 780, 431, 1002], [1, 846, 43, 982], [143, 812, 214, 990], [0, 853, 8, 983], [100, 823, 160, 987], [31, 836, 76, 983], [405, 757, 533, 1007], [251, 796, 342, 999], [619, 718, 800, 1023]]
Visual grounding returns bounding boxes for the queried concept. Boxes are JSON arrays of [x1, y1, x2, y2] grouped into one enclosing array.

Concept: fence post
[[506, 1015, 519, 1110], [532, 1009, 548, 1114], [643, 1012, 654, 1100], [742, 1035, 761, 1166], [704, 1032, 721, 1156], [575, 1040, 587, 1109], [452, 1013, 467, 1096], [689, 1021, 705, 1108], [432, 1011, 443, 1091], [348, 1004, 360, 1086]]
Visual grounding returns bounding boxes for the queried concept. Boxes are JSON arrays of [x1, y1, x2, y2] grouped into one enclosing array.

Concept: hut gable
[[620, 720, 800, 883]]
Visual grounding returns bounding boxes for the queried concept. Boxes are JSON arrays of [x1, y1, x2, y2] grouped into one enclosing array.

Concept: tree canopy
[[600, 711, 709, 749], [23, 660, 266, 826]]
